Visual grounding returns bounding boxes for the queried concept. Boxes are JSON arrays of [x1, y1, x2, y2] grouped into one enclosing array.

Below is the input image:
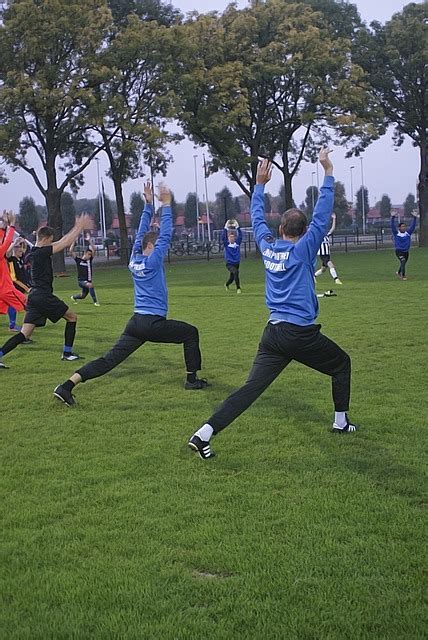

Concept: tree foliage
[[184, 192, 198, 229], [403, 193, 416, 217], [305, 186, 319, 219], [355, 186, 369, 228], [18, 196, 39, 236], [130, 191, 145, 229], [173, 0, 381, 206], [379, 194, 392, 218], [61, 192, 76, 234], [333, 181, 350, 228], [356, 3, 427, 244], [0, 0, 113, 270]]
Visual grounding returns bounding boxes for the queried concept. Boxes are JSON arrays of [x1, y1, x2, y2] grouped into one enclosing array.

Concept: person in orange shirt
[[0, 211, 27, 330]]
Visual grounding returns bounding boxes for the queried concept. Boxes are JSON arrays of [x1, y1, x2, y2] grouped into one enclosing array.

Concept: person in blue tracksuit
[[189, 149, 357, 460], [53, 182, 209, 406], [391, 211, 418, 280], [222, 221, 243, 293]]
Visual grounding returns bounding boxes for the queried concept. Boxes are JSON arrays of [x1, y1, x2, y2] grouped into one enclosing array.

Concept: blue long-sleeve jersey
[[251, 176, 334, 326], [391, 216, 416, 251], [222, 228, 242, 264], [128, 203, 172, 317]]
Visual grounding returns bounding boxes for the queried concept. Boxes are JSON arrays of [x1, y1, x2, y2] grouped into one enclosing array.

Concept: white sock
[[330, 267, 338, 279], [334, 411, 347, 428], [315, 268, 323, 277], [195, 423, 214, 442]]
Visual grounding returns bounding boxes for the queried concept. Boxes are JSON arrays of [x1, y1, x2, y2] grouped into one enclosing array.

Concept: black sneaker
[[0, 361, 9, 369], [61, 352, 81, 361], [53, 384, 75, 407], [332, 414, 358, 433], [184, 378, 210, 390], [188, 435, 215, 459], [22, 338, 34, 345]]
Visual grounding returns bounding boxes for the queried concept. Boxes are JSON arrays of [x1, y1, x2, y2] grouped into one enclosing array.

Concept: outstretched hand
[[143, 180, 153, 205], [319, 148, 333, 176], [256, 159, 273, 185], [157, 183, 171, 206], [76, 213, 94, 231]]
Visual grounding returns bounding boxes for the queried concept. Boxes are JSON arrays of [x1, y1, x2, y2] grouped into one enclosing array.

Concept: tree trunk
[[418, 136, 427, 247], [44, 144, 66, 273], [112, 174, 130, 263], [282, 170, 294, 210], [46, 186, 65, 273]]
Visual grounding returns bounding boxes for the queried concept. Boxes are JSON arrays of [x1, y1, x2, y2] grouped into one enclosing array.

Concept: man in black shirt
[[0, 214, 92, 369], [70, 238, 99, 306]]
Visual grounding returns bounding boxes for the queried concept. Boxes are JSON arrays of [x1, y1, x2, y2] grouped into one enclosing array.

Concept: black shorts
[[321, 254, 331, 268], [24, 291, 68, 327]]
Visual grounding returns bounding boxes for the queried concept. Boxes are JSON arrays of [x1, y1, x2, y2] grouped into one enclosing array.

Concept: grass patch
[[1, 248, 427, 639]]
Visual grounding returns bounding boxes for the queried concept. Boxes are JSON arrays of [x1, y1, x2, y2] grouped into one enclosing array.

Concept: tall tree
[[403, 193, 416, 217], [95, 12, 178, 261], [334, 181, 351, 228], [130, 191, 145, 229], [355, 186, 369, 229], [61, 192, 76, 234], [173, 0, 380, 204], [18, 196, 39, 236], [379, 194, 392, 218], [305, 186, 319, 219], [0, 0, 113, 270], [215, 186, 234, 223], [356, 4, 427, 245], [184, 193, 198, 229]]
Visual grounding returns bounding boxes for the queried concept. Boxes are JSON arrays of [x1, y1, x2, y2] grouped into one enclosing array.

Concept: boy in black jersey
[[0, 214, 92, 369], [70, 238, 99, 306]]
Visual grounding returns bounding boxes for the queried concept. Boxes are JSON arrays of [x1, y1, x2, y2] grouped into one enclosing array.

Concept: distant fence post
[[345, 236, 348, 252]]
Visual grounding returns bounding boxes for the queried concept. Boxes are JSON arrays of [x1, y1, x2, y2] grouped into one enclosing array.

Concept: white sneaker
[[70, 296, 78, 304], [94, 302, 100, 307], [332, 414, 358, 433]]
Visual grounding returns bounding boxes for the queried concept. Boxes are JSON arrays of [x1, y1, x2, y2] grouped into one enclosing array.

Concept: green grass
[[1, 249, 427, 639]]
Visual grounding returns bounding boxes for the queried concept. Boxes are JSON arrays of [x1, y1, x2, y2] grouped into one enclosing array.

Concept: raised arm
[[251, 159, 273, 247], [327, 213, 336, 236], [294, 148, 334, 263], [132, 181, 154, 255], [407, 211, 418, 235], [52, 214, 93, 255], [236, 227, 243, 245], [390, 213, 398, 236], [69, 241, 77, 258], [221, 228, 228, 247], [145, 184, 173, 269]]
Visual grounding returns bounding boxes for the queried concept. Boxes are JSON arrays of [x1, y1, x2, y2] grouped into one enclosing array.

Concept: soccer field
[[1, 249, 427, 639]]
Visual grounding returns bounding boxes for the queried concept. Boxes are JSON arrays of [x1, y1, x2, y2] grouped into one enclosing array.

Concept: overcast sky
[[0, 0, 422, 215]]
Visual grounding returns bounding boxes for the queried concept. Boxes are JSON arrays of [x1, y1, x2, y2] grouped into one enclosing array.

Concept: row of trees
[[17, 183, 417, 237], [0, 0, 426, 271]]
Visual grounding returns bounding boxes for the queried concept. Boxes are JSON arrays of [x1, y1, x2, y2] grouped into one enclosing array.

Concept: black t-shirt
[[7, 255, 30, 291], [74, 256, 93, 282], [28, 245, 54, 293]]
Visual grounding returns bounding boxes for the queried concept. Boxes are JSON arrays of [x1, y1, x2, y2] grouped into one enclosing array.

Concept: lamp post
[[203, 154, 211, 242], [360, 157, 366, 235], [193, 154, 200, 241], [95, 158, 106, 250], [350, 165, 355, 206], [311, 171, 316, 212]]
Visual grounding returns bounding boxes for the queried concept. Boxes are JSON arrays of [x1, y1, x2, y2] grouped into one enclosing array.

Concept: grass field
[[1, 248, 427, 639]]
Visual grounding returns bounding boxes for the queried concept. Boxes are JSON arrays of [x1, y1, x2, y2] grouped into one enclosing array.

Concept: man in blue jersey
[[189, 149, 357, 460], [222, 219, 243, 293], [53, 181, 208, 406], [391, 210, 418, 280]]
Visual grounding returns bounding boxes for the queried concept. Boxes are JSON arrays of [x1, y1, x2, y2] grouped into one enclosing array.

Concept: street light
[[350, 165, 355, 205], [360, 157, 366, 235], [203, 154, 211, 242], [311, 171, 316, 211], [95, 158, 106, 250], [193, 154, 201, 241]]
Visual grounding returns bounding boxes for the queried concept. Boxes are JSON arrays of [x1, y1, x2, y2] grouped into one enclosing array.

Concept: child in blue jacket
[[391, 210, 418, 280], [222, 219, 243, 294]]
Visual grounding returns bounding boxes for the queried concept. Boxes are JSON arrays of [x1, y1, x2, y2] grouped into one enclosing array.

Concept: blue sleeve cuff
[[254, 184, 265, 194], [323, 176, 335, 187]]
